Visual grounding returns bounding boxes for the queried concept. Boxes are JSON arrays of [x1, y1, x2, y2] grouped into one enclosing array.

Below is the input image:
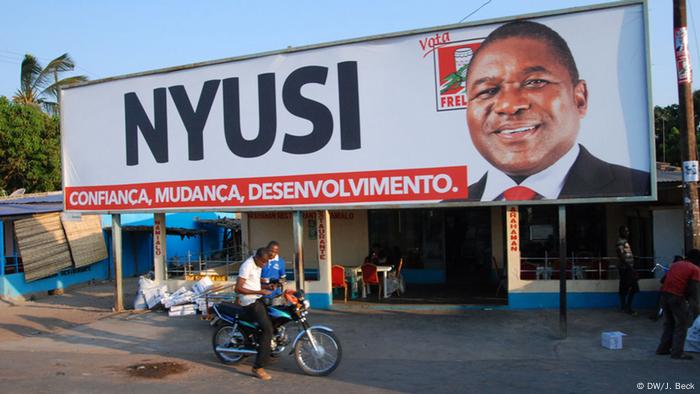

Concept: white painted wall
[[329, 211, 368, 266], [248, 211, 368, 271], [652, 208, 684, 275]]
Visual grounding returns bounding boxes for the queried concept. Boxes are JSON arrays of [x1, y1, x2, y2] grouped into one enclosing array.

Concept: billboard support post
[[240, 212, 250, 258], [674, 0, 700, 252], [558, 205, 567, 339], [0, 220, 5, 277], [293, 211, 305, 290], [153, 213, 167, 282], [112, 214, 124, 312]]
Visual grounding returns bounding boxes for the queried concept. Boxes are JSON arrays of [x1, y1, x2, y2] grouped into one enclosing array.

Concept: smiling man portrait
[[464, 20, 650, 201]]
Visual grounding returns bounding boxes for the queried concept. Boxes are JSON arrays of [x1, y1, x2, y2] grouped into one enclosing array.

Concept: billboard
[[61, 1, 654, 212]]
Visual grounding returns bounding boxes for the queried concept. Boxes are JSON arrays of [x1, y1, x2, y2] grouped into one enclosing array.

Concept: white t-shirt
[[237, 256, 262, 306]]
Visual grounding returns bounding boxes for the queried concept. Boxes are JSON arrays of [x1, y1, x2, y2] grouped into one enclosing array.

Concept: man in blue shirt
[[261, 240, 286, 301]]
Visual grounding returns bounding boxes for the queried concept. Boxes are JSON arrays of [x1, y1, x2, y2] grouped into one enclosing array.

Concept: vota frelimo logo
[[432, 39, 482, 112]]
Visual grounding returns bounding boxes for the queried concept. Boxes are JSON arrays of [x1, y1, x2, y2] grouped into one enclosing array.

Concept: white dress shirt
[[480, 144, 580, 201]]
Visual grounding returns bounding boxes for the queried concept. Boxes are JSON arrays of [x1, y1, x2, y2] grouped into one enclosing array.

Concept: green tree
[[653, 90, 700, 166], [0, 97, 61, 192], [12, 53, 87, 115]]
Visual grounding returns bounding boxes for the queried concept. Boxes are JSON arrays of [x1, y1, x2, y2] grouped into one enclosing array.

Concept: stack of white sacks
[[687, 316, 700, 353], [134, 276, 215, 317]]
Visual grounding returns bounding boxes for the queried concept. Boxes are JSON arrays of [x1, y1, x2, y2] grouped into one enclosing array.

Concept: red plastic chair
[[361, 263, 382, 300], [331, 265, 349, 303]]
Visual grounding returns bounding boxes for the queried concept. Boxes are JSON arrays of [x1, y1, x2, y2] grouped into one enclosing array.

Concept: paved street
[[0, 282, 698, 393]]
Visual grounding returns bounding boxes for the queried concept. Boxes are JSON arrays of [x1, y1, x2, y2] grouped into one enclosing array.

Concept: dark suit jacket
[[467, 145, 650, 201]]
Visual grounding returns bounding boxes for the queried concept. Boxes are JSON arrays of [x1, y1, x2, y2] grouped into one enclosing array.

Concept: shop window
[[566, 205, 608, 280], [627, 214, 654, 279], [519, 206, 558, 280], [368, 209, 444, 270], [519, 205, 614, 280], [518, 204, 653, 281]]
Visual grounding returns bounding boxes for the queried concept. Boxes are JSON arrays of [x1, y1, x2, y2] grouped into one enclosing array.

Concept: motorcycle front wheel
[[212, 324, 247, 365], [294, 328, 342, 376]]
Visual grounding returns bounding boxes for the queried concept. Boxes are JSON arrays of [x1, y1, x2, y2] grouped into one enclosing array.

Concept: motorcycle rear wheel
[[294, 329, 342, 376], [212, 324, 247, 365]]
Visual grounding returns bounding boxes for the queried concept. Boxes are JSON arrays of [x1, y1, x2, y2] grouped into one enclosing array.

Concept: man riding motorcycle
[[235, 247, 275, 380]]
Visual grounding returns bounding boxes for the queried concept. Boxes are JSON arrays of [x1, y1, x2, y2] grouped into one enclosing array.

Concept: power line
[[0, 55, 19, 63], [0, 48, 100, 78], [458, 0, 493, 23], [75, 65, 100, 79], [0, 49, 25, 57]]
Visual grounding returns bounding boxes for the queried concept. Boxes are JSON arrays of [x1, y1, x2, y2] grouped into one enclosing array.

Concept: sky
[[0, 0, 699, 107]]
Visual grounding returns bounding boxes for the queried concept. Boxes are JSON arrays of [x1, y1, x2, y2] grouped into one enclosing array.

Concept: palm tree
[[12, 53, 88, 115]]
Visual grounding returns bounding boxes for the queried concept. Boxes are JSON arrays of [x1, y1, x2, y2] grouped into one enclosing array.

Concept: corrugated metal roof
[[657, 170, 683, 183], [0, 192, 63, 217], [103, 225, 206, 238], [0, 202, 64, 217], [196, 218, 241, 230], [0, 191, 62, 204], [656, 163, 683, 183]]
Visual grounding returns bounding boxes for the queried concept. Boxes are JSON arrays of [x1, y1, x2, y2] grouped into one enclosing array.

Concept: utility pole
[[674, 0, 700, 252]]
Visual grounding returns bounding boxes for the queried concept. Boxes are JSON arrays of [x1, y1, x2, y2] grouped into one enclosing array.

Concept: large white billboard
[[61, 1, 654, 212]]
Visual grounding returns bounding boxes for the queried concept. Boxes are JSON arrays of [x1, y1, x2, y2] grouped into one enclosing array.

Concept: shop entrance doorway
[[444, 208, 500, 301], [366, 207, 504, 305]]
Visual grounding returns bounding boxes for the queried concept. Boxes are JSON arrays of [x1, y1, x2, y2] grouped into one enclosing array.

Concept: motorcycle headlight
[[302, 299, 311, 309]]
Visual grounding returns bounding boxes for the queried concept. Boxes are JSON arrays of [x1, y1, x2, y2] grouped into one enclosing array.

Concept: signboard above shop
[[61, 1, 655, 213]]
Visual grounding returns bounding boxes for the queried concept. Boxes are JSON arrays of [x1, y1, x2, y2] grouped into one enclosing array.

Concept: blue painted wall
[[104, 231, 154, 278], [1, 212, 231, 297], [508, 291, 658, 310], [0, 218, 111, 298], [102, 212, 227, 260], [102, 212, 231, 277], [329, 291, 659, 311], [0, 261, 109, 299], [307, 293, 332, 309]]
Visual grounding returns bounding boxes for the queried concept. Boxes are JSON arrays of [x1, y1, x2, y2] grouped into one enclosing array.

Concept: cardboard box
[[162, 287, 195, 308], [143, 285, 168, 309], [192, 276, 214, 295], [168, 304, 196, 317], [601, 331, 626, 350]]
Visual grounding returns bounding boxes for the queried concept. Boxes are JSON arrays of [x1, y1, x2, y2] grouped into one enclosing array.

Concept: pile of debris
[[133, 276, 216, 316]]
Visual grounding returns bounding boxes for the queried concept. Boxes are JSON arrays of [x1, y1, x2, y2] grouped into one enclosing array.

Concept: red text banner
[[65, 166, 468, 211]]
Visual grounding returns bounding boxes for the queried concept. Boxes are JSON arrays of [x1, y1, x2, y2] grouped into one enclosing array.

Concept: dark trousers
[[656, 292, 691, 357], [619, 291, 636, 313], [246, 299, 273, 369], [618, 268, 639, 313]]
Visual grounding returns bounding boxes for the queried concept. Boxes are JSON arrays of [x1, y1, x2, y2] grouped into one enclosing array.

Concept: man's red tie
[[503, 186, 538, 200]]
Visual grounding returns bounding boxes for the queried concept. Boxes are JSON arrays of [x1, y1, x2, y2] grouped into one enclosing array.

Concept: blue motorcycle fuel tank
[[268, 307, 292, 320]]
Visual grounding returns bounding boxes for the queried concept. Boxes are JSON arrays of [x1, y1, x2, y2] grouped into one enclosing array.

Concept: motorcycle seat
[[217, 301, 247, 318]]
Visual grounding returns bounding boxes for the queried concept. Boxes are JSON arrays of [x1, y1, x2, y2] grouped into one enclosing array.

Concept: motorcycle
[[210, 288, 342, 376]]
